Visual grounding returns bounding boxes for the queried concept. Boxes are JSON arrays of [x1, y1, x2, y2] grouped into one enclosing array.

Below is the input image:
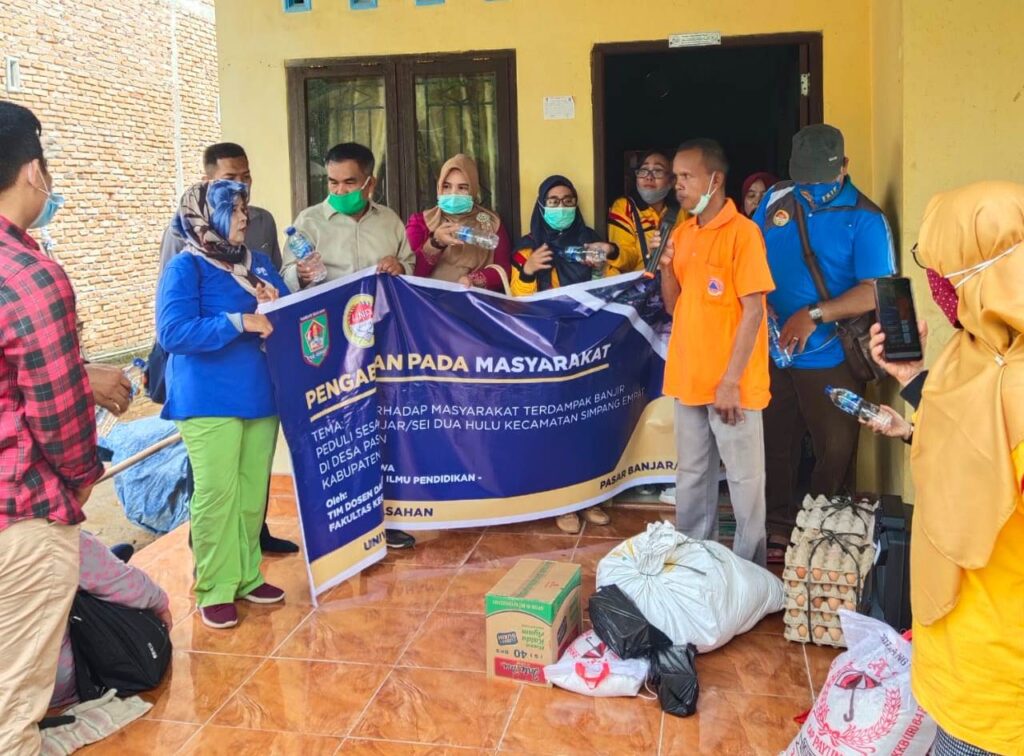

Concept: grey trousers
[[674, 402, 767, 566]]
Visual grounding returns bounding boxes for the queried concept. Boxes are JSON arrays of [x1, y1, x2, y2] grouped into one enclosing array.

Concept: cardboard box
[[485, 559, 582, 685]]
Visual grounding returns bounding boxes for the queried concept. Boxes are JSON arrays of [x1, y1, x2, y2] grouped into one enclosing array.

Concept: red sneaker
[[200, 603, 238, 629], [242, 583, 285, 604]]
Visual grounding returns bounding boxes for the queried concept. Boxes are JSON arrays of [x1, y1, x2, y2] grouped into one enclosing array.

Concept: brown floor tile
[[660, 688, 807, 755], [170, 602, 312, 656], [141, 650, 261, 723], [275, 605, 426, 664], [580, 506, 673, 540], [399, 611, 487, 672], [384, 530, 484, 567], [464, 533, 577, 569], [697, 632, 814, 702], [144, 551, 197, 603], [484, 517, 577, 537], [435, 566, 508, 614], [571, 537, 619, 574], [177, 725, 341, 755], [340, 741, 487, 754], [803, 642, 842, 696], [322, 563, 456, 611], [270, 474, 295, 494], [502, 684, 662, 755], [352, 667, 519, 749], [76, 719, 199, 754], [267, 493, 298, 522], [214, 658, 389, 736], [260, 553, 315, 607]]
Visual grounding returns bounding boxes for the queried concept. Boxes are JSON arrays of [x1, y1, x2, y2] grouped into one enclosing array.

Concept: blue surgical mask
[[690, 172, 718, 216], [30, 169, 64, 229], [798, 179, 843, 208], [437, 193, 474, 216], [543, 206, 576, 231]]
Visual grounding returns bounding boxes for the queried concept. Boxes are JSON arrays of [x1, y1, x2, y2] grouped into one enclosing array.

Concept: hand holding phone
[[874, 277, 923, 362]]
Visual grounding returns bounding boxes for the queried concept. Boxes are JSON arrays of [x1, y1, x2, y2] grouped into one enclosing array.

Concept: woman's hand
[[869, 321, 927, 386], [242, 313, 274, 339], [457, 275, 473, 288], [583, 242, 615, 267], [524, 244, 554, 275], [647, 229, 663, 252], [255, 283, 279, 304], [433, 222, 461, 248], [861, 404, 914, 440]]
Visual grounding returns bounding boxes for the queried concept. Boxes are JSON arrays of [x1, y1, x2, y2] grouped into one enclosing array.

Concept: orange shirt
[[663, 199, 774, 409]]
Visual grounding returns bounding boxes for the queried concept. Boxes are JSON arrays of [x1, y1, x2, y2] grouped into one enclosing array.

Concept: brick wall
[[0, 0, 220, 358]]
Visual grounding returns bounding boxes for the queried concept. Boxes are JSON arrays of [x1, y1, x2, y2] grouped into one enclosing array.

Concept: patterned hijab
[[910, 180, 1024, 626], [176, 181, 269, 296]]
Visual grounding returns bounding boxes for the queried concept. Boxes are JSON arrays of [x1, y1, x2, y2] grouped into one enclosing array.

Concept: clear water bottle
[[95, 358, 147, 439], [562, 246, 607, 265], [826, 386, 892, 431], [768, 315, 793, 368], [455, 226, 499, 251], [285, 226, 327, 283]]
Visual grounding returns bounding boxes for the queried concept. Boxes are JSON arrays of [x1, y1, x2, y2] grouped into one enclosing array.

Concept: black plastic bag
[[588, 584, 671, 659], [650, 644, 699, 717]]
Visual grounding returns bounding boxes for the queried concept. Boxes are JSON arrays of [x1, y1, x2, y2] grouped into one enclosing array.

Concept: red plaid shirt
[[0, 214, 103, 531]]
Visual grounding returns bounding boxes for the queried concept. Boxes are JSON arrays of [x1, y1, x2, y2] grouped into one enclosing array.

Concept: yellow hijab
[[911, 180, 1024, 626]]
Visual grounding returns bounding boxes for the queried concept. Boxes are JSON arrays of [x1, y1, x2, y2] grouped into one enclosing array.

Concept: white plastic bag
[[595, 522, 785, 652], [783, 611, 936, 756], [543, 629, 650, 697]]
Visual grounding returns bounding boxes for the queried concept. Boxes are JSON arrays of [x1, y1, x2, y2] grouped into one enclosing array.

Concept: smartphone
[[874, 277, 923, 362]]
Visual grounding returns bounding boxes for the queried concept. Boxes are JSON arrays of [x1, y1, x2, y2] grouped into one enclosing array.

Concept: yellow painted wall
[[214, 0, 876, 232]]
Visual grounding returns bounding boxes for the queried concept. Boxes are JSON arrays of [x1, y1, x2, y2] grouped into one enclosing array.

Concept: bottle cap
[[285, 226, 297, 235]]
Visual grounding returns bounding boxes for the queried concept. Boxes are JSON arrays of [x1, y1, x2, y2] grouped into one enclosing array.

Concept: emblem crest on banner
[[299, 309, 330, 367], [343, 294, 375, 349]]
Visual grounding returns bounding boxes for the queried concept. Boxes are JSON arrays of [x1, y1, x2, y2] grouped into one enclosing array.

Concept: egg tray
[[784, 621, 846, 647], [786, 592, 858, 613], [784, 578, 862, 600]]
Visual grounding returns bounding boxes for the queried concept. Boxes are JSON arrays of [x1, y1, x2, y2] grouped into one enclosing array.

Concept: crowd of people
[[0, 93, 1020, 756]]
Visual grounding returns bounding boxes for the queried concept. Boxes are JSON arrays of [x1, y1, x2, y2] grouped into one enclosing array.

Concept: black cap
[[789, 124, 845, 183]]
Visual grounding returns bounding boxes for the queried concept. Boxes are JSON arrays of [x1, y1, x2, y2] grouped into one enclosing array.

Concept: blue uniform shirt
[[754, 179, 895, 369]]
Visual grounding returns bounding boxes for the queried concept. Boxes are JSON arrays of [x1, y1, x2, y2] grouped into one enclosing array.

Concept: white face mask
[[690, 172, 718, 215], [946, 242, 1021, 289]]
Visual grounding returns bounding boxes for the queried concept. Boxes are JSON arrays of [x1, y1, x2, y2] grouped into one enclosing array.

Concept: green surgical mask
[[437, 194, 474, 215], [542, 206, 576, 231], [328, 177, 370, 215]]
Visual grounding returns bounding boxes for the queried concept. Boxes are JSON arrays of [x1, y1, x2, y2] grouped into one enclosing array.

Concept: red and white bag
[[783, 611, 936, 756], [544, 630, 650, 698]]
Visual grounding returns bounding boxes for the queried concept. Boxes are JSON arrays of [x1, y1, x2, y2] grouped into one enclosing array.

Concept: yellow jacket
[[605, 197, 684, 277]]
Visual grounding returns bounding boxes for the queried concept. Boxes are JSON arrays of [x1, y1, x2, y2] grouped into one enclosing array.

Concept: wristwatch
[[808, 305, 825, 325]]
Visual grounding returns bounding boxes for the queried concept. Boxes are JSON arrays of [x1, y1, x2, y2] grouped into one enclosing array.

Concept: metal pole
[[96, 433, 183, 484]]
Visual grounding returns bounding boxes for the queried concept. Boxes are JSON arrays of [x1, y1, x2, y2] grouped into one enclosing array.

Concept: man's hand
[[524, 244, 554, 275], [296, 253, 324, 286], [713, 380, 744, 426], [779, 308, 817, 354], [869, 321, 927, 387], [74, 484, 94, 506], [86, 364, 132, 415], [377, 256, 404, 276]]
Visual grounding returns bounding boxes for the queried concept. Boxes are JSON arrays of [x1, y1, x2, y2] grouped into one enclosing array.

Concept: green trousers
[[176, 416, 278, 607]]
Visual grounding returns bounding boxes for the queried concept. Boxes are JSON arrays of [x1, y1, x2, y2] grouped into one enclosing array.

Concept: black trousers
[[763, 361, 864, 531]]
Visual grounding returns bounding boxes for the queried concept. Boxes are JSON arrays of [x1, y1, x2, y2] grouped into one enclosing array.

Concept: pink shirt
[[406, 211, 512, 292]]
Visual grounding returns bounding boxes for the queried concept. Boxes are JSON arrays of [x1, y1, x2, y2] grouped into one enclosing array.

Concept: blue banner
[[261, 270, 676, 600]]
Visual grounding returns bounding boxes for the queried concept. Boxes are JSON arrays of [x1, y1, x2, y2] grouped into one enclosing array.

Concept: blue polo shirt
[[753, 179, 895, 369]]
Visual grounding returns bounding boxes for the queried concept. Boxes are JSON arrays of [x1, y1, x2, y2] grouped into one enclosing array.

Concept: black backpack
[[68, 590, 172, 701]]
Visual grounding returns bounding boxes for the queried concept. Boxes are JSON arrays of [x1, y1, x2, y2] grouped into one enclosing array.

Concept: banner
[[261, 270, 676, 600]]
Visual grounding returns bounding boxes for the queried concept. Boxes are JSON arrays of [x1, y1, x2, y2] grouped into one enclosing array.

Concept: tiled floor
[[80, 476, 838, 755]]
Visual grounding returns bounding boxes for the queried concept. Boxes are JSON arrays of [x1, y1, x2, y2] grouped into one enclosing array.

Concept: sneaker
[[582, 506, 611, 526], [386, 529, 416, 550], [555, 513, 582, 534], [260, 524, 300, 555], [110, 543, 135, 563], [200, 603, 238, 629], [242, 583, 285, 604], [659, 486, 677, 506]]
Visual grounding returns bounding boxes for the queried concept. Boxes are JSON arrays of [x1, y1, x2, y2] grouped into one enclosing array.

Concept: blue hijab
[[518, 175, 600, 289]]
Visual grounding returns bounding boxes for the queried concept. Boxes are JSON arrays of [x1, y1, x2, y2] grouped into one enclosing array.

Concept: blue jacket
[[156, 252, 288, 420]]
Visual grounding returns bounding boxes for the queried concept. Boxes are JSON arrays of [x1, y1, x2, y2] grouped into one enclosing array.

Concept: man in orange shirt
[[659, 139, 775, 565]]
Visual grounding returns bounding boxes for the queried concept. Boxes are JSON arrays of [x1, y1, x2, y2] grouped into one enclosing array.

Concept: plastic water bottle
[[768, 316, 793, 368], [826, 386, 892, 431], [285, 226, 327, 283], [95, 358, 147, 439], [455, 226, 499, 251], [562, 246, 607, 265]]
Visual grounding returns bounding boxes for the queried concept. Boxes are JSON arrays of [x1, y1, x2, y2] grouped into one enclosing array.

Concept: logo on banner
[[299, 310, 330, 367], [343, 294, 375, 349], [773, 209, 791, 227]]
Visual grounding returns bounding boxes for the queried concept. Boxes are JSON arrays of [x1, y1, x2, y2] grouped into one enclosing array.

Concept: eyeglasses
[[635, 168, 668, 179], [544, 196, 578, 208]]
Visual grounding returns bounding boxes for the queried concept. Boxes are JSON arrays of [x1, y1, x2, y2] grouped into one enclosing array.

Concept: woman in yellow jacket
[[870, 181, 1023, 756], [605, 149, 681, 276]]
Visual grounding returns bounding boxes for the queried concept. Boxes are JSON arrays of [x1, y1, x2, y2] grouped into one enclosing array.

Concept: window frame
[[286, 50, 520, 237]]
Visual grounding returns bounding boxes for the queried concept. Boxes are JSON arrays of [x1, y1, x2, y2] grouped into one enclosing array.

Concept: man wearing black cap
[[753, 124, 896, 534]]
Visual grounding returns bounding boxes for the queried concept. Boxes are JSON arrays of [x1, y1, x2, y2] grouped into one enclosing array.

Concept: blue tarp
[[103, 417, 191, 534]]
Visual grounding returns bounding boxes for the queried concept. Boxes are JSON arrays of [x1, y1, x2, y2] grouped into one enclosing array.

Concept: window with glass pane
[[414, 73, 499, 215], [304, 76, 387, 206]]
